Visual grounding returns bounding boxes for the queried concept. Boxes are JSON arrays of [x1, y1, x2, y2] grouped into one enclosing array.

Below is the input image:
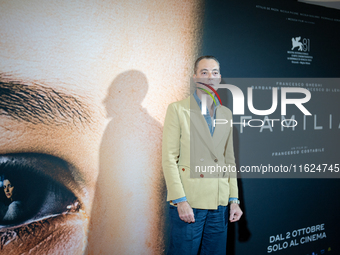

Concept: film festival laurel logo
[[287, 36, 313, 65]]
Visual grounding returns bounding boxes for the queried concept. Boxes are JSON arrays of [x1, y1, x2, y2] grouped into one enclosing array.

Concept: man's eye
[[0, 154, 79, 226]]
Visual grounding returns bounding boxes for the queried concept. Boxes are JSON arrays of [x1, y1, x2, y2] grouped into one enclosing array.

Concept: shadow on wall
[[87, 70, 166, 254]]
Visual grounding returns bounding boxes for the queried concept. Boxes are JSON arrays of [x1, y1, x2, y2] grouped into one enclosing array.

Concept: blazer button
[[200, 174, 204, 178], [182, 168, 185, 171], [214, 158, 218, 162]]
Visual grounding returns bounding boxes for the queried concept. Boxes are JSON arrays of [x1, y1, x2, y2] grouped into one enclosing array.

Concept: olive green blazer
[[162, 95, 238, 210]]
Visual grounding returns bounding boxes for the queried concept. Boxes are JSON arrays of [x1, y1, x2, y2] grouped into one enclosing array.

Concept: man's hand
[[177, 201, 195, 223], [229, 203, 243, 222]]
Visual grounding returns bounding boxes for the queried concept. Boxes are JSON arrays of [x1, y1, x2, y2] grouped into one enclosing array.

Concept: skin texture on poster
[[0, 0, 203, 254]]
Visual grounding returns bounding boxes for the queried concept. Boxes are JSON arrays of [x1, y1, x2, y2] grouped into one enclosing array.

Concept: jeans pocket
[[224, 206, 229, 227]]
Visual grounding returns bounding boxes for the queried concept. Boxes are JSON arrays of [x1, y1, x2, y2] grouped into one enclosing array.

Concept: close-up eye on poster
[[0, 0, 339, 254]]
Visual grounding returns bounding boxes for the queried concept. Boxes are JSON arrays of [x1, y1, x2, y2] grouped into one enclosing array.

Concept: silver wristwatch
[[229, 199, 240, 204]]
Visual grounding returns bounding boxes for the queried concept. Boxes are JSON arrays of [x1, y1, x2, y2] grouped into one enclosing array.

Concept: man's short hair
[[194, 55, 220, 74]]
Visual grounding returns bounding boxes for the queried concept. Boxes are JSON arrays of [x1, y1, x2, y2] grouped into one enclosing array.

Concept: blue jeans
[[167, 205, 229, 255]]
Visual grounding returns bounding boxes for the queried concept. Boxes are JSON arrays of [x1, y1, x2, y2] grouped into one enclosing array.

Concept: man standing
[[162, 56, 243, 255]]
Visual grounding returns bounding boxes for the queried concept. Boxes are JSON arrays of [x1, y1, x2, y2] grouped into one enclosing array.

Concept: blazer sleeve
[[162, 103, 186, 200], [224, 111, 239, 199]]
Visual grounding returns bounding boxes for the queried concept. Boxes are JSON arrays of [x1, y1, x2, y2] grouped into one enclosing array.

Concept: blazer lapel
[[212, 105, 228, 147], [187, 95, 217, 157]]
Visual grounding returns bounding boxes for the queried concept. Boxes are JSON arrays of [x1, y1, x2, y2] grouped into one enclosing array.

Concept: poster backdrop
[[200, 0, 340, 254], [0, 1, 202, 254], [0, 0, 339, 254]]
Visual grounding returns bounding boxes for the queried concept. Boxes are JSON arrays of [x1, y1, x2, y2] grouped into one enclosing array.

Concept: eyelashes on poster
[[0, 154, 80, 237]]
